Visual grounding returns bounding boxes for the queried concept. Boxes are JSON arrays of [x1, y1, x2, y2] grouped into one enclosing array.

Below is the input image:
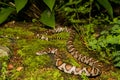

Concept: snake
[[36, 26, 103, 77]]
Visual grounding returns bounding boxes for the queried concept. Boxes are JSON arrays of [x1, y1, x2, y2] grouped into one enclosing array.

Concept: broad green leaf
[[43, 0, 55, 11], [14, 0, 28, 13], [97, 0, 113, 18], [40, 9, 55, 28], [0, 7, 15, 24]]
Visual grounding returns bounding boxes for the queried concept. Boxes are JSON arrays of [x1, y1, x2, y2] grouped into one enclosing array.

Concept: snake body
[[36, 26, 102, 77]]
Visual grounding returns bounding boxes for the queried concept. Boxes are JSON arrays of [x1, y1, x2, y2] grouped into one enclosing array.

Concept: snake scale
[[36, 26, 103, 77]]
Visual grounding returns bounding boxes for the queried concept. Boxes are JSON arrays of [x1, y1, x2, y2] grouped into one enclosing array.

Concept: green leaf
[[40, 9, 55, 28], [97, 0, 113, 18], [112, 51, 120, 57], [14, 0, 28, 13], [113, 51, 120, 67], [43, 0, 55, 11], [114, 61, 120, 67], [111, 25, 120, 34], [0, 7, 15, 24], [117, 35, 120, 44], [106, 35, 116, 44]]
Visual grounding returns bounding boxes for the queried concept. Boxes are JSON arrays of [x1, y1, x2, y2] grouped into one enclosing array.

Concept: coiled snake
[[36, 26, 103, 77]]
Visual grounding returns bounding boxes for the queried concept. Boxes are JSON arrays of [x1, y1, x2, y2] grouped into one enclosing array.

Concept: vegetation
[[83, 19, 120, 67], [0, 0, 120, 80]]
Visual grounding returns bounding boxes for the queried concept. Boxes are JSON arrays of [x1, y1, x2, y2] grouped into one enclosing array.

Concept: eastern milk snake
[[36, 26, 103, 77]]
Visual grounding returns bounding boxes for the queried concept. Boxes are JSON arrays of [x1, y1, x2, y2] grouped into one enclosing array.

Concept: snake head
[[36, 48, 58, 55], [47, 48, 58, 54], [36, 50, 47, 55]]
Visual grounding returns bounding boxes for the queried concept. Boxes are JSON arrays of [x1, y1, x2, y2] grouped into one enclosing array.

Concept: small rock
[[16, 66, 23, 71], [0, 45, 11, 57], [7, 64, 14, 70]]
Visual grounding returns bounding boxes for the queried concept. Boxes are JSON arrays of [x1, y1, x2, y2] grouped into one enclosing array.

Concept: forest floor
[[0, 21, 120, 80]]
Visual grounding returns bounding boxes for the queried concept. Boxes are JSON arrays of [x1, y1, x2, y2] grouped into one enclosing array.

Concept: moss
[[23, 68, 64, 80], [0, 25, 89, 80], [100, 70, 120, 80], [1, 23, 120, 80]]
